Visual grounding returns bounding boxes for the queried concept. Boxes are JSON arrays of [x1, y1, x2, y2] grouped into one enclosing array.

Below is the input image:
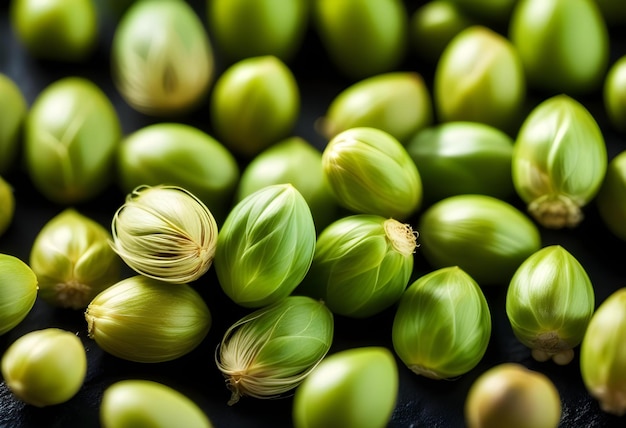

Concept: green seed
[[100, 379, 213, 428], [509, 0, 610, 95], [24, 76, 122, 204], [210, 55, 299, 158], [319, 71, 433, 144], [392, 266, 491, 379], [214, 184, 316, 308], [434, 25, 526, 134], [465, 363, 562, 428], [297, 214, 417, 318], [0, 176, 15, 237], [512, 94, 607, 229], [111, 0, 215, 116], [312, 0, 408, 79], [418, 194, 541, 286], [235, 136, 339, 232], [85, 275, 212, 363], [580, 288, 626, 416], [2, 328, 87, 407], [116, 122, 240, 224], [292, 346, 398, 428], [596, 150, 626, 241], [406, 121, 515, 203], [216, 295, 334, 405], [29, 208, 121, 310], [322, 127, 422, 220], [506, 245, 595, 365], [0, 73, 27, 175], [0, 254, 38, 336], [603, 55, 626, 134]]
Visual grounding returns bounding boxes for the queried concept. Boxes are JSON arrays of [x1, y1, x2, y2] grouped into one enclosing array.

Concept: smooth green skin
[[580, 288, 626, 416], [116, 123, 240, 225], [112, 0, 214, 116], [464, 363, 562, 428], [0, 177, 15, 237], [512, 94, 607, 229], [29, 208, 121, 310], [320, 71, 433, 144], [434, 25, 526, 134], [217, 296, 334, 403], [297, 215, 414, 318], [85, 276, 212, 363], [392, 266, 491, 379], [24, 77, 122, 205], [406, 121, 514, 203], [604, 55, 626, 134], [410, 1, 474, 64], [509, 0, 610, 95], [214, 184, 317, 308], [235, 136, 339, 232], [0, 254, 38, 336], [418, 194, 541, 286], [100, 380, 213, 428], [292, 347, 398, 428], [595, 0, 626, 26], [1, 328, 86, 407], [10, 0, 97, 62], [596, 150, 626, 241], [207, 0, 309, 63], [313, 0, 408, 80], [506, 245, 595, 355], [322, 127, 422, 220], [210, 55, 299, 158], [0, 74, 27, 175]]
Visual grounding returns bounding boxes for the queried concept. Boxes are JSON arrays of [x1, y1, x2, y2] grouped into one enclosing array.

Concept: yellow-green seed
[[0, 253, 38, 336]]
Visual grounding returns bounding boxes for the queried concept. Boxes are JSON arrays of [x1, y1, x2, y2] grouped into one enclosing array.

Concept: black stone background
[[1, 1, 626, 427]]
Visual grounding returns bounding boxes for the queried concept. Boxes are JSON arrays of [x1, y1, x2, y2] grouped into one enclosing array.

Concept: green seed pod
[[512, 94, 607, 229], [580, 288, 626, 415], [406, 121, 515, 203], [100, 379, 213, 428], [297, 215, 417, 318], [418, 194, 541, 286], [603, 55, 626, 134], [85, 275, 212, 363], [110, 185, 218, 284], [24, 76, 122, 205], [0, 176, 15, 237], [111, 0, 214, 116], [214, 184, 316, 308], [10, 0, 98, 62], [392, 266, 491, 379], [207, 0, 309, 64], [597, 150, 626, 241], [434, 25, 526, 134], [322, 127, 422, 220], [292, 346, 398, 428], [409, 0, 474, 64], [1, 328, 87, 407], [509, 0, 610, 95], [116, 122, 240, 224], [506, 245, 595, 365], [0, 73, 27, 175], [29, 208, 121, 310], [216, 295, 334, 405], [210, 55, 299, 158], [235, 136, 339, 232], [0, 254, 38, 336], [312, 0, 408, 80], [465, 363, 562, 428], [318, 71, 433, 144]]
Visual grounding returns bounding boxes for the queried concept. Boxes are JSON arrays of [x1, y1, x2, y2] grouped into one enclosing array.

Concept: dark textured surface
[[1, 1, 626, 427]]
